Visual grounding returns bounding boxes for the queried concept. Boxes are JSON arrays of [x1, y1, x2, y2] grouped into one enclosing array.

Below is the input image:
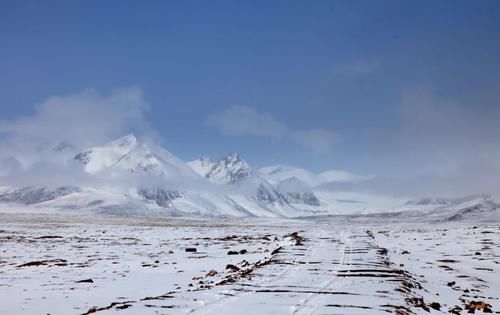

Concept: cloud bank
[[206, 105, 336, 154], [0, 87, 151, 169], [0, 87, 155, 187], [337, 88, 500, 198]]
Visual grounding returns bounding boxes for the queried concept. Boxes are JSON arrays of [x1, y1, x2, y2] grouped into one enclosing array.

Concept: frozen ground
[[0, 213, 498, 314]]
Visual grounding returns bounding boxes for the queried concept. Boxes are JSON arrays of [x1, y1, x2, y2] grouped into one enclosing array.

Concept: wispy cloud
[[0, 87, 153, 182], [0, 87, 151, 151], [397, 88, 500, 176], [290, 129, 336, 154], [206, 105, 337, 154], [206, 105, 287, 139], [341, 87, 500, 198]]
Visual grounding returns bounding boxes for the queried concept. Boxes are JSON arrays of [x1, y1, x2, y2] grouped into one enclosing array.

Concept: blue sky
[[1, 0, 500, 178]]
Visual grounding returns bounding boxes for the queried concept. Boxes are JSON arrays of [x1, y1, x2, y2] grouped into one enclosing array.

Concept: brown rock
[[465, 301, 492, 313]]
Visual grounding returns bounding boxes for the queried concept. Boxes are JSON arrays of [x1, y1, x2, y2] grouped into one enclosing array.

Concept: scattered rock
[[115, 304, 132, 310], [447, 281, 456, 287], [428, 302, 441, 310], [35, 235, 63, 239], [239, 249, 248, 254], [185, 248, 197, 253], [401, 250, 410, 255], [271, 247, 282, 255], [437, 259, 459, 263], [449, 305, 463, 314], [406, 297, 429, 312], [85, 307, 98, 314], [465, 301, 492, 313], [286, 232, 305, 246], [227, 251, 239, 255], [221, 235, 238, 241], [76, 279, 94, 283], [378, 248, 388, 255], [17, 259, 67, 268]]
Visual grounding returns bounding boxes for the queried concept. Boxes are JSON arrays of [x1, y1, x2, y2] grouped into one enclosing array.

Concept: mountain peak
[[205, 153, 251, 184], [73, 134, 139, 174], [73, 134, 197, 178], [199, 155, 212, 165], [223, 152, 246, 164]]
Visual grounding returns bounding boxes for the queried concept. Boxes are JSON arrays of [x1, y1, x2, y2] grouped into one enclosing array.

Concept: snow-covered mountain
[[0, 186, 80, 205], [259, 165, 372, 187], [187, 154, 299, 213], [0, 134, 498, 220], [74, 134, 199, 180], [189, 153, 251, 184], [186, 156, 214, 178], [0, 135, 314, 218], [405, 197, 451, 206]]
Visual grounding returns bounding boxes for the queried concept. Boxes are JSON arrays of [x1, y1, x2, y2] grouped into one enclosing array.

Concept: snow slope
[[187, 156, 214, 178], [189, 153, 251, 184], [259, 164, 372, 187], [74, 134, 199, 180]]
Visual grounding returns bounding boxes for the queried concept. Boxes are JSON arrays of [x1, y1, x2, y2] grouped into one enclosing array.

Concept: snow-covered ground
[[0, 212, 498, 314]]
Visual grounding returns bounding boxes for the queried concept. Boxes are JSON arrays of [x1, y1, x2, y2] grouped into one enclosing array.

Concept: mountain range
[[0, 134, 498, 219]]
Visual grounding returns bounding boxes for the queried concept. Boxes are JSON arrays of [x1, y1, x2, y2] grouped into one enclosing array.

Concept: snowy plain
[[0, 211, 498, 315]]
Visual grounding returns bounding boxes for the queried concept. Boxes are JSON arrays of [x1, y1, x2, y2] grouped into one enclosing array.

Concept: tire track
[[187, 231, 320, 315], [291, 228, 352, 315]]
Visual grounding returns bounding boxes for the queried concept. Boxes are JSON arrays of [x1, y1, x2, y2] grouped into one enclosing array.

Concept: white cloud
[[397, 88, 500, 175], [206, 105, 337, 154], [0, 87, 150, 149], [340, 88, 500, 198], [291, 129, 337, 154], [0, 87, 153, 176]]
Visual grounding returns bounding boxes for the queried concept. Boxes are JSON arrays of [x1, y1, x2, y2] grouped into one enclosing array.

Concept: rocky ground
[[0, 213, 498, 314]]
